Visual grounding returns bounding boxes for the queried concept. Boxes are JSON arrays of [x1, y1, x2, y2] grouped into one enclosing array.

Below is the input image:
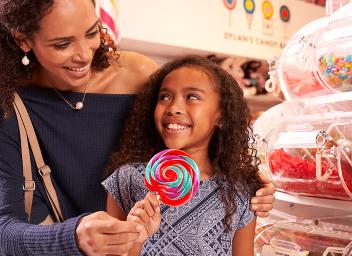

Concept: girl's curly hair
[[106, 55, 263, 232], [0, 0, 118, 117]]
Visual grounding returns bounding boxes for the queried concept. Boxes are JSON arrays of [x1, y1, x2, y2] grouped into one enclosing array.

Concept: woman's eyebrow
[[47, 20, 100, 42], [86, 20, 100, 33]]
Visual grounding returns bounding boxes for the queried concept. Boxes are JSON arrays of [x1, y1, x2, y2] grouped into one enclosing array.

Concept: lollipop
[[223, 0, 236, 27], [280, 5, 290, 23], [243, 0, 255, 29], [144, 149, 200, 207], [261, 0, 274, 36], [280, 5, 290, 38], [262, 0, 274, 19], [99, 0, 119, 40]]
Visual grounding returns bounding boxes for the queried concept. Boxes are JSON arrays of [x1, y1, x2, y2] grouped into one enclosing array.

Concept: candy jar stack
[[254, 2, 352, 255]]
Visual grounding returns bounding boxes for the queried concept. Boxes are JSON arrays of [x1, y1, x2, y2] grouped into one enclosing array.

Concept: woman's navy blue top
[[0, 87, 135, 255]]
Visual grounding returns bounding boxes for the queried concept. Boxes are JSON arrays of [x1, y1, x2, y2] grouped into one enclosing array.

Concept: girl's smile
[[162, 117, 191, 134]]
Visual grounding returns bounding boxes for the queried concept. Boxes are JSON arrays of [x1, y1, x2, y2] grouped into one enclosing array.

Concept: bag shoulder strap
[[13, 93, 64, 222], [14, 106, 34, 221]]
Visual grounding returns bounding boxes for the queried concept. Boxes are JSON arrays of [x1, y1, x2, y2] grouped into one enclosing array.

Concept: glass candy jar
[[263, 113, 352, 200]]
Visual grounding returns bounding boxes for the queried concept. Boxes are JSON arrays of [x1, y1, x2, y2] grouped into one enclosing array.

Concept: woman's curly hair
[[106, 55, 263, 231], [0, 0, 118, 117]]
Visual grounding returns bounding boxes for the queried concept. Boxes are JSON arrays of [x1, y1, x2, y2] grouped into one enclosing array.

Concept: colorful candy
[[318, 53, 352, 91], [144, 149, 200, 207]]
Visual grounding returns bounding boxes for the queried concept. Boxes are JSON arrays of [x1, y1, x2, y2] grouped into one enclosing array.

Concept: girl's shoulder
[[116, 162, 146, 176], [103, 162, 145, 190], [218, 176, 252, 203]]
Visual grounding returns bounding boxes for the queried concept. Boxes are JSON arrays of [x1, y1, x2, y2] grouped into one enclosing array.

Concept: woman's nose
[[72, 43, 91, 63]]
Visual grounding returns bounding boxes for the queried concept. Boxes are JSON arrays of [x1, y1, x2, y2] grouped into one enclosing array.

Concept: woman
[[0, 0, 275, 255]]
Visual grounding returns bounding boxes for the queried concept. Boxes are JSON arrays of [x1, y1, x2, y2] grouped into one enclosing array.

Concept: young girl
[[102, 55, 263, 255]]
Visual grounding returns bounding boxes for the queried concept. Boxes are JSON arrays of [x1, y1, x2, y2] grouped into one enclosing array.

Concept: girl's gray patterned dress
[[102, 162, 254, 256]]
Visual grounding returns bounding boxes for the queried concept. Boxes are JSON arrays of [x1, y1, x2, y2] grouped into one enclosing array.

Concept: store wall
[[118, 0, 325, 59]]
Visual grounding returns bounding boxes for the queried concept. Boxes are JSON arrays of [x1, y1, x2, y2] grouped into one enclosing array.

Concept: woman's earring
[[22, 53, 30, 66]]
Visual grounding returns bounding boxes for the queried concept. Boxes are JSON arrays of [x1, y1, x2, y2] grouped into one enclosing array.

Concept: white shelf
[[271, 191, 352, 226], [275, 191, 352, 211]]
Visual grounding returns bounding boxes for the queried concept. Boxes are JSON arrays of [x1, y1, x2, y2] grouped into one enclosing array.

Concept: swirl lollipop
[[144, 149, 200, 207]]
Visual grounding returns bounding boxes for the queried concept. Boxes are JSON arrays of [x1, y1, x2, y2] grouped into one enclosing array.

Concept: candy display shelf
[[273, 191, 352, 226], [255, 218, 352, 256], [253, 3, 352, 255], [255, 192, 352, 255]]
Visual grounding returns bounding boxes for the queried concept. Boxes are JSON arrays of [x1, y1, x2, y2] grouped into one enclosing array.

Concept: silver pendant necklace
[[53, 83, 88, 110]]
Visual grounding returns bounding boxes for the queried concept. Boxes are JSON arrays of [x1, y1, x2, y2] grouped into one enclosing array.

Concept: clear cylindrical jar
[[272, 3, 352, 100], [315, 3, 352, 94], [263, 112, 352, 200], [277, 17, 330, 100]]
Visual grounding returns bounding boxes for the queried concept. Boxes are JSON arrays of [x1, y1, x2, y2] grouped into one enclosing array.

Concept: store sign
[[119, 0, 325, 59]]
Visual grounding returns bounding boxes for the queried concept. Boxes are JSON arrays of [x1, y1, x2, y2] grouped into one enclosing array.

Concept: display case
[[254, 93, 352, 200], [264, 112, 352, 200], [265, 3, 352, 100], [255, 3, 352, 254]]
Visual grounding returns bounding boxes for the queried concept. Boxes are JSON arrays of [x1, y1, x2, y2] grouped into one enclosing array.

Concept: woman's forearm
[[0, 215, 83, 255]]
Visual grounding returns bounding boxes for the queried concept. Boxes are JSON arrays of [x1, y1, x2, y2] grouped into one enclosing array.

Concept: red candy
[[269, 149, 352, 200]]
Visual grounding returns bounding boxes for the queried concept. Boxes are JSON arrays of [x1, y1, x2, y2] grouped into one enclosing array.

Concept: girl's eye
[[53, 43, 70, 50], [188, 94, 200, 100], [87, 30, 99, 38], [159, 94, 171, 101]]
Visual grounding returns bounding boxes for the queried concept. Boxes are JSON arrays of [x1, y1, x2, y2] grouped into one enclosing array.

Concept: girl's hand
[[76, 211, 144, 256], [251, 172, 276, 217], [127, 192, 161, 243]]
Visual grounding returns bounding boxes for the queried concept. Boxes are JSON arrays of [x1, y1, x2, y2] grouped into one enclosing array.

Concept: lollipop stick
[[229, 11, 231, 27]]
